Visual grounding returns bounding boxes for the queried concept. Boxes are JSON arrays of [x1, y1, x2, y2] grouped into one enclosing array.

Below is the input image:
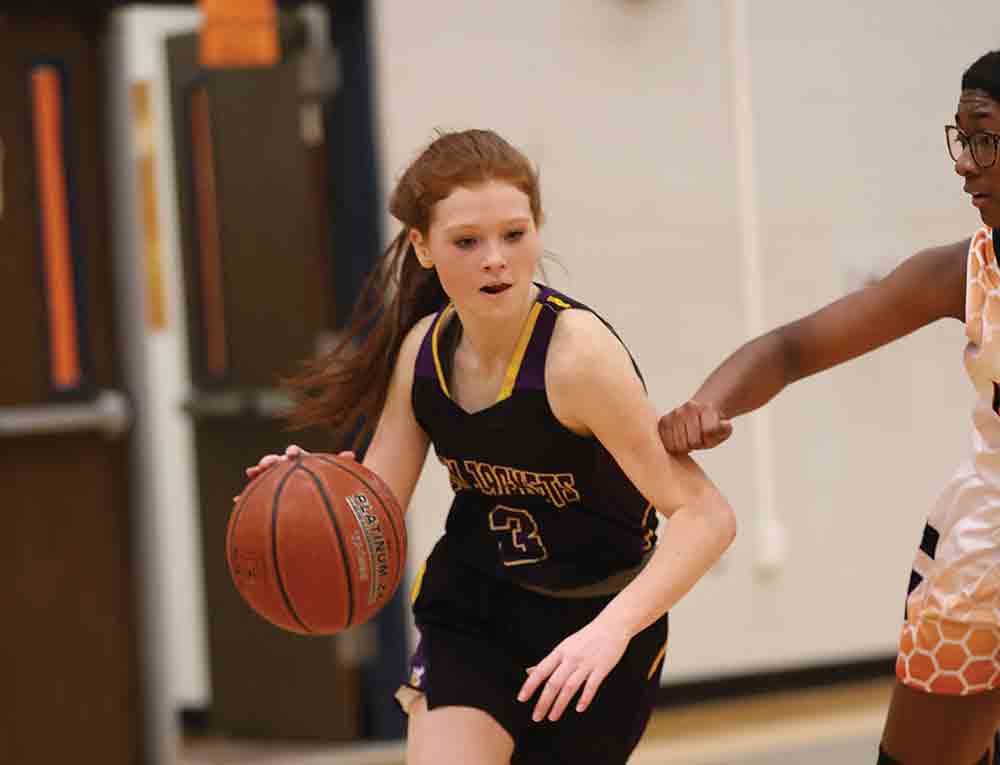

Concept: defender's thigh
[[406, 695, 515, 765], [881, 681, 1000, 764]]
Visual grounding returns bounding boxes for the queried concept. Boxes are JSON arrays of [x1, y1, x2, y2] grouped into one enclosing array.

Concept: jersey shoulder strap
[[529, 285, 644, 388]]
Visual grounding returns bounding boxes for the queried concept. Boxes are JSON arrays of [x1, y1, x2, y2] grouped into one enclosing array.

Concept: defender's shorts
[[897, 461, 1000, 695], [396, 540, 670, 764]]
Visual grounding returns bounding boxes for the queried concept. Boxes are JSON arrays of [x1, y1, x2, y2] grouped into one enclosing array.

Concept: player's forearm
[[693, 329, 794, 419], [598, 490, 736, 640]]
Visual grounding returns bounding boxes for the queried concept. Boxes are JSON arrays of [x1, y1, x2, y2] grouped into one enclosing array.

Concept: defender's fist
[[658, 400, 732, 454]]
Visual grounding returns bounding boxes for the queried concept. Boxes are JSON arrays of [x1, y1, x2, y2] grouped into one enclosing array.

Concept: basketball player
[[245, 129, 736, 764], [659, 51, 1000, 765]]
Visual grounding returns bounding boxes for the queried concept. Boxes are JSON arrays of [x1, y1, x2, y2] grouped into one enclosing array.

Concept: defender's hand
[[658, 400, 732, 454]]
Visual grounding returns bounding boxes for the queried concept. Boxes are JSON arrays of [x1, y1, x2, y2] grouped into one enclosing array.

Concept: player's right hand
[[658, 400, 733, 454], [236, 446, 357, 500], [244, 444, 310, 481]]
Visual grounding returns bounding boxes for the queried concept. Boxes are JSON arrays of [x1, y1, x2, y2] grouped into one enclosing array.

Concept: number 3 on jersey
[[489, 505, 548, 566]]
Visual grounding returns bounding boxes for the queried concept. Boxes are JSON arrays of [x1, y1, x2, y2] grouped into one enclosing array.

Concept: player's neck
[[453, 284, 539, 372]]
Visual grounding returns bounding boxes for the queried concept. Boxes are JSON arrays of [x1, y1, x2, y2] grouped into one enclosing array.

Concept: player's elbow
[[690, 487, 737, 555], [710, 500, 738, 553]]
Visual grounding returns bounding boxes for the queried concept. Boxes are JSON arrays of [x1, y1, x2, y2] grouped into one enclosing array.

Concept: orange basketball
[[226, 453, 406, 635]]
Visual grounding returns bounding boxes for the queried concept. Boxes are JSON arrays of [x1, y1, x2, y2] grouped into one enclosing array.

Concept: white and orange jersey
[[965, 226, 1000, 454], [897, 226, 1000, 696]]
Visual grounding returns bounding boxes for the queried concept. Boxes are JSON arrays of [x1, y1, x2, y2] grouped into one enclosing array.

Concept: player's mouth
[[480, 283, 512, 295], [966, 187, 992, 208]]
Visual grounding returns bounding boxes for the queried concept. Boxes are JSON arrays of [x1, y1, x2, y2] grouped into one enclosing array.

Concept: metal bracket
[[0, 389, 131, 439], [183, 388, 294, 420]]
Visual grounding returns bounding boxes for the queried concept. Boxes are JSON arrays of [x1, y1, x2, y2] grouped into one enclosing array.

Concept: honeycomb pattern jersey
[[897, 227, 1000, 695]]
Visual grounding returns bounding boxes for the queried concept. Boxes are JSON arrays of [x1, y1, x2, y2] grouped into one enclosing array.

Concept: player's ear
[[409, 229, 434, 270]]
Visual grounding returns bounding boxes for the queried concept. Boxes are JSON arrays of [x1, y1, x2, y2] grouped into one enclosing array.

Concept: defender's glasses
[[946, 125, 1000, 169]]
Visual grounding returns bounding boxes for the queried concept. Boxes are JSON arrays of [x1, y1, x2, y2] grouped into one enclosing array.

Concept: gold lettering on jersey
[[446, 458, 580, 509], [439, 457, 472, 492], [555, 474, 580, 505], [492, 465, 521, 495], [478, 464, 501, 494], [460, 460, 487, 493], [537, 474, 568, 507], [518, 470, 548, 499]]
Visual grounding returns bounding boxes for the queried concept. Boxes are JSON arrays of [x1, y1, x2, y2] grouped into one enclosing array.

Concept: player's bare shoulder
[[544, 307, 632, 435], [392, 312, 438, 386], [402, 313, 437, 353], [546, 307, 637, 397], [407, 312, 438, 344], [548, 307, 623, 369]]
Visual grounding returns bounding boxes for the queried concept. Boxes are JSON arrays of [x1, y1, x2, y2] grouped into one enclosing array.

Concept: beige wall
[[373, 0, 1000, 682]]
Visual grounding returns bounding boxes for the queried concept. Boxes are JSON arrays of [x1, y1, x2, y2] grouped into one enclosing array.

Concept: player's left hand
[[516, 616, 631, 722]]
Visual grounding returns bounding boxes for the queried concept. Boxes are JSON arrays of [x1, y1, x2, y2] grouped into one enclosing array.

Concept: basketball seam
[[227, 462, 284, 583], [300, 462, 356, 628], [272, 466, 312, 633], [314, 454, 404, 577]]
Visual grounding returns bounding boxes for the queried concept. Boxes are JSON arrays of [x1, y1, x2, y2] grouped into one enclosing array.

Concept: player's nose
[[482, 240, 507, 270]]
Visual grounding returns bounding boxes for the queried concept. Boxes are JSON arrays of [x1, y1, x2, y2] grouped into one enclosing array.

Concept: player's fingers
[[657, 413, 678, 452], [673, 416, 691, 453], [574, 666, 611, 713], [285, 444, 306, 459], [337, 450, 357, 461], [682, 411, 702, 450], [706, 420, 733, 448], [517, 653, 559, 702], [547, 668, 589, 721], [699, 404, 721, 434], [531, 663, 575, 722], [245, 454, 279, 477]]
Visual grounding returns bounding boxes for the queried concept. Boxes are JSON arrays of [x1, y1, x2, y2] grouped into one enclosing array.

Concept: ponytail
[[285, 229, 446, 448]]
